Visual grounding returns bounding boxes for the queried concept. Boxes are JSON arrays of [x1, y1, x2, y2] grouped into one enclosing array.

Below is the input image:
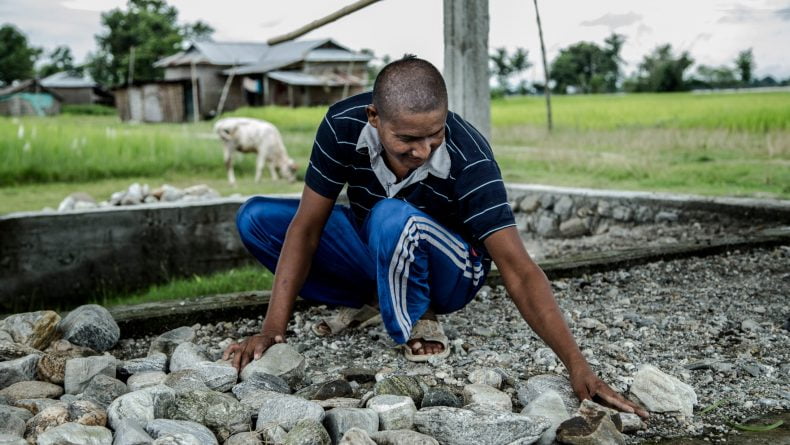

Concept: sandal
[[311, 304, 381, 336], [404, 318, 451, 362]]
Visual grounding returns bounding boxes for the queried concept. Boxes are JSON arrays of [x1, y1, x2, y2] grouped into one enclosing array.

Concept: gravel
[[106, 246, 790, 443]]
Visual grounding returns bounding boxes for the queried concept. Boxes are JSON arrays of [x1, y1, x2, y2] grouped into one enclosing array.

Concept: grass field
[[2, 91, 788, 305]]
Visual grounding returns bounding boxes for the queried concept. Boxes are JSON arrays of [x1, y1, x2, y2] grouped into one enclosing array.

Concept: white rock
[[521, 390, 571, 445], [462, 384, 512, 411], [127, 371, 167, 392], [366, 395, 416, 430], [467, 368, 503, 389], [630, 364, 697, 417], [64, 355, 116, 395], [36, 423, 112, 445]]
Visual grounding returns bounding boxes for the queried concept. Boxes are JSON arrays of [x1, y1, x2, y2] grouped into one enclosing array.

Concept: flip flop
[[404, 318, 451, 362], [311, 304, 380, 337]]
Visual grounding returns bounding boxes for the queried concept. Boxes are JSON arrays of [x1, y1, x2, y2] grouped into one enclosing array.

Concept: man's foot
[[405, 311, 451, 361]]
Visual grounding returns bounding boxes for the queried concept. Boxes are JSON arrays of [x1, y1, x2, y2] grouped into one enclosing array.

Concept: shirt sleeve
[[454, 159, 516, 242], [304, 115, 352, 199]]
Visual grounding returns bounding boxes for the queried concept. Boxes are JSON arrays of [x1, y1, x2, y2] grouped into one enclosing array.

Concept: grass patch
[[93, 265, 273, 308]]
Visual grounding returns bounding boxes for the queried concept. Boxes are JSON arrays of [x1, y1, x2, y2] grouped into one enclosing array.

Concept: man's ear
[[366, 105, 380, 129]]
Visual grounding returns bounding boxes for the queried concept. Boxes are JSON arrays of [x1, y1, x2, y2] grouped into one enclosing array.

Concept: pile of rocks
[[3, 247, 788, 444], [55, 183, 221, 212]]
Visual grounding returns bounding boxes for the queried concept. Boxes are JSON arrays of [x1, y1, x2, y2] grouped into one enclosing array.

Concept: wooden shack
[[113, 80, 186, 123], [0, 80, 62, 116]]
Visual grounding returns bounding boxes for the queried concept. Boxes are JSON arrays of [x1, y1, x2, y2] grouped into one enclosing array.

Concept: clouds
[[776, 6, 790, 19], [580, 12, 643, 29], [717, 2, 790, 23]]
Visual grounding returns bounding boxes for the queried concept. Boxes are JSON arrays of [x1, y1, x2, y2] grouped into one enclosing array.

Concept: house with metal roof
[[150, 38, 372, 120], [40, 72, 113, 106], [0, 79, 62, 116]]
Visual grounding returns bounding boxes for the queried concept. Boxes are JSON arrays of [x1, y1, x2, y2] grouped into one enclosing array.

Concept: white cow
[[213, 117, 297, 185]]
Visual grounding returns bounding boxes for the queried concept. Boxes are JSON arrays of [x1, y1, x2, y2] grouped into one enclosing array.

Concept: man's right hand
[[222, 333, 286, 371]]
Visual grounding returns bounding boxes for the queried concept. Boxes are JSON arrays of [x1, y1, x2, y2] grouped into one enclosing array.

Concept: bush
[[61, 104, 117, 116]]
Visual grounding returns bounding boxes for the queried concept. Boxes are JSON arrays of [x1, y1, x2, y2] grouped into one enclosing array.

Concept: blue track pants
[[236, 197, 489, 344]]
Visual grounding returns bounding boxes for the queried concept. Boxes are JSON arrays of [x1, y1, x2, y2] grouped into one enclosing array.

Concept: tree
[[549, 33, 624, 94], [0, 24, 42, 85], [38, 46, 82, 78], [628, 44, 694, 92], [692, 64, 738, 89], [489, 47, 531, 96], [735, 48, 754, 85], [88, 0, 214, 87]]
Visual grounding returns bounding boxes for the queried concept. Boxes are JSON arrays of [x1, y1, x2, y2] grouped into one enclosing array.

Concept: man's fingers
[[231, 344, 244, 370], [253, 341, 267, 360], [222, 343, 239, 361], [596, 385, 649, 419]]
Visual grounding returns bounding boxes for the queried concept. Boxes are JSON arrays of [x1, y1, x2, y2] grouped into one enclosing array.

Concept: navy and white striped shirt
[[305, 92, 515, 253]]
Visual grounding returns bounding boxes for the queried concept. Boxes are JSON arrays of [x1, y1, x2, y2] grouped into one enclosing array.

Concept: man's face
[[367, 105, 447, 179]]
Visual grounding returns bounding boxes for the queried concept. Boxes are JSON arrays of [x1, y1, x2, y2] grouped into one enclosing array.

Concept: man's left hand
[[570, 367, 649, 418]]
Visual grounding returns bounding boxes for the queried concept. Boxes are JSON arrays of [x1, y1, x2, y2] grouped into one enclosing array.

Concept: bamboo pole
[[533, 0, 553, 132], [267, 0, 381, 45], [190, 61, 199, 122]]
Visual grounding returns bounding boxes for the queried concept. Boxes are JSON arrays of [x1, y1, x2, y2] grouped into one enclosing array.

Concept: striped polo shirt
[[305, 91, 515, 254]]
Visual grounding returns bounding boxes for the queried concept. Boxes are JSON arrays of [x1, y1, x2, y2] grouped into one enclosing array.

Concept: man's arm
[[224, 185, 335, 370], [484, 226, 647, 417]]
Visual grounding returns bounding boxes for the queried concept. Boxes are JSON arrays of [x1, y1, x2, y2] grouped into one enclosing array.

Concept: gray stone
[[112, 420, 153, 445], [194, 361, 238, 392], [370, 430, 439, 445], [162, 390, 249, 441], [462, 384, 511, 411], [255, 393, 324, 431], [225, 431, 263, 445], [107, 385, 176, 430], [36, 423, 113, 445], [373, 376, 423, 405], [323, 408, 378, 444], [231, 373, 289, 399], [83, 375, 129, 408], [611, 412, 645, 433], [0, 433, 26, 445], [0, 410, 24, 437], [556, 412, 625, 445], [0, 405, 32, 423], [519, 195, 541, 213], [414, 406, 551, 445], [0, 381, 62, 404], [741, 319, 761, 332], [634, 206, 654, 223], [553, 196, 575, 219], [339, 427, 375, 444], [145, 419, 217, 445], [654, 211, 679, 223], [318, 398, 362, 410], [521, 390, 570, 445], [169, 343, 211, 373], [0, 355, 38, 390], [58, 305, 120, 352], [296, 379, 353, 401], [0, 341, 39, 361], [611, 205, 633, 222], [629, 365, 696, 416], [518, 374, 581, 414], [467, 368, 502, 389], [152, 433, 200, 445], [163, 370, 210, 393], [535, 213, 560, 237], [257, 422, 287, 444], [366, 395, 416, 430], [282, 419, 330, 445], [421, 388, 461, 408], [148, 327, 196, 359], [127, 372, 167, 392], [37, 340, 97, 385], [240, 344, 306, 387], [119, 353, 167, 378], [559, 217, 589, 238], [0, 311, 61, 350], [64, 355, 117, 395]]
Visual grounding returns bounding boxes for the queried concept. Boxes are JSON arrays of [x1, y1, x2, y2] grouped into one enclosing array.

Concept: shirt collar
[[355, 122, 450, 189]]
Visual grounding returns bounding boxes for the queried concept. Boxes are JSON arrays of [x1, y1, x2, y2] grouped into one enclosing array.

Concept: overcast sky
[[3, 0, 789, 79]]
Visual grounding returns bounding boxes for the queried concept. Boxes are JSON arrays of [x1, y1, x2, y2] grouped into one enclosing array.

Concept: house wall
[[115, 84, 185, 123], [303, 62, 368, 81], [164, 64, 227, 118], [48, 87, 94, 105], [0, 93, 60, 116]]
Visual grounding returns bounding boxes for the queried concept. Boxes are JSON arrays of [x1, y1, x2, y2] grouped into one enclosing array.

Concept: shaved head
[[372, 55, 448, 121]]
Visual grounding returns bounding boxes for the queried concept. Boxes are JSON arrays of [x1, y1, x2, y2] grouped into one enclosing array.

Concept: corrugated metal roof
[[304, 49, 372, 63], [154, 41, 268, 67], [266, 70, 365, 87], [40, 72, 97, 88]]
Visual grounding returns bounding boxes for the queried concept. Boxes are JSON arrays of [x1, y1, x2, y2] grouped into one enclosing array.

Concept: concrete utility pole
[[443, 0, 491, 140]]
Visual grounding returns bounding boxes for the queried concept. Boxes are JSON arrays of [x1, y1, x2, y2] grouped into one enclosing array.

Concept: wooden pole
[[533, 0, 553, 132], [267, 0, 381, 45], [128, 46, 135, 85], [216, 66, 236, 117], [342, 60, 354, 98], [190, 61, 199, 122]]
